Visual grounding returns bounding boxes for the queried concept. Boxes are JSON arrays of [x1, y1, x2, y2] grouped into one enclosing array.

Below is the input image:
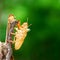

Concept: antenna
[[27, 17, 28, 23], [28, 24, 32, 27], [27, 17, 32, 27]]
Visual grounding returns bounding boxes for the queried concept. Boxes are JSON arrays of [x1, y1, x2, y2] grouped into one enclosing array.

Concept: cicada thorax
[[14, 22, 29, 50]]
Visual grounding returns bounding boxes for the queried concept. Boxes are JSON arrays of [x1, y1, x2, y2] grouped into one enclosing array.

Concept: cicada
[[13, 21, 30, 50]]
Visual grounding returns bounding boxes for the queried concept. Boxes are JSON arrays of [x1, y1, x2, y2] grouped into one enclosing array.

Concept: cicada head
[[8, 14, 15, 23], [22, 22, 28, 29]]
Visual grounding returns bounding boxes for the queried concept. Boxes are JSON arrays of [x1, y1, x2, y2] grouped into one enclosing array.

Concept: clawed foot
[[7, 40, 15, 44]]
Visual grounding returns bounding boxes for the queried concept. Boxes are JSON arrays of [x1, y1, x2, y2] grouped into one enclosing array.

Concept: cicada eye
[[14, 27, 18, 31], [27, 29, 30, 32]]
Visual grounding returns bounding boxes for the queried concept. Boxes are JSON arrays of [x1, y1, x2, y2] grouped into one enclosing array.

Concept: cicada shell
[[14, 22, 30, 50]]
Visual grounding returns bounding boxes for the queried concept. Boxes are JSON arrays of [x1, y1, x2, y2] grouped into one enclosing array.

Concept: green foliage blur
[[0, 0, 60, 60]]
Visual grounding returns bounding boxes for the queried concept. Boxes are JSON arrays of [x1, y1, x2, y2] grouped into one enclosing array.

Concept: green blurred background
[[0, 0, 60, 60]]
